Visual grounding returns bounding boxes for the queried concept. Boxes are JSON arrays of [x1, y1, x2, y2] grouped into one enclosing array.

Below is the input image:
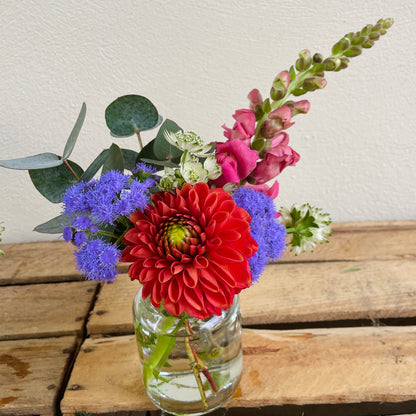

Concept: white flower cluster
[[279, 203, 332, 255], [159, 130, 222, 190]]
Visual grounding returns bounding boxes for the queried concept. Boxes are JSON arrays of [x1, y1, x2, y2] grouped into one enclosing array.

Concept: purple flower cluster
[[75, 239, 120, 282], [61, 164, 156, 282], [233, 187, 286, 282], [62, 169, 155, 225]]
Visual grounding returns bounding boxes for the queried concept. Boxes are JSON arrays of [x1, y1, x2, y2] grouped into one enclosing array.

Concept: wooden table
[[1, 221, 416, 415]]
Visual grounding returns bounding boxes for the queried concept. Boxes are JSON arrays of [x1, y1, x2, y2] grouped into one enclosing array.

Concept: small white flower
[[279, 203, 332, 255], [203, 155, 222, 180], [180, 152, 208, 184], [163, 130, 212, 157]]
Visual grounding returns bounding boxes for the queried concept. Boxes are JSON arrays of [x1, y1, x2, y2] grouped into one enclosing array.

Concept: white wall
[[1, 0, 415, 244]]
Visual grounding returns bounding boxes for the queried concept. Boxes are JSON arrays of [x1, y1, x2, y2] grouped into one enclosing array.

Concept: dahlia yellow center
[[167, 223, 189, 248]]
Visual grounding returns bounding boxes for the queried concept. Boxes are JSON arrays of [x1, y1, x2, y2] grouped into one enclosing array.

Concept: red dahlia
[[121, 182, 258, 319]]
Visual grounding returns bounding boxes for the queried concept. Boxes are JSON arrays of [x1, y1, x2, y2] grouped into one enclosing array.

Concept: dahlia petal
[[155, 259, 171, 268], [158, 268, 173, 283], [168, 278, 183, 303], [207, 262, 237, 288], [211, 211, 230, 230], [204, 286, 229, 309], [130, 245, 154, 258], [164, 297, 182, 316], [210, 246, 244, 262], [217, 229, 241, 242], [199, 272, 220, 292], [183, 267, 199, 288], [193, 255, 209, 269], [183, 285, 204, 311]]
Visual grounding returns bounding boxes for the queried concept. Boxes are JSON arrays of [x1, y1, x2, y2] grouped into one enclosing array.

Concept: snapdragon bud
[[344, 45, 362, 57], [323, 57, 342, 71], [302, 77, 327, 91], [271, 71, 290, 101], [296, 49, 312, 71], [312, 53, 323, 63], [331, 37, 351, 55]]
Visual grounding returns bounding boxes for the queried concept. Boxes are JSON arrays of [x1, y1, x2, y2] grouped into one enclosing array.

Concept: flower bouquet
[[0, 18, 393, 415]]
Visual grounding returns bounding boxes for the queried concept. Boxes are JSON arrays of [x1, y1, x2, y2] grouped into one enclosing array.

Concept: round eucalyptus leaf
[[29, 160, 84, 203], [105, 95, 159, 137]]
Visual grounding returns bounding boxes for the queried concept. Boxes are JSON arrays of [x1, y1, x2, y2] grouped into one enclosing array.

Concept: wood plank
[[61, 326, 416, 415], [0, 241, 81, 285], [0, 281, 98, 340], [1, 221, 414, 285], [87, 259, 416, 336], [0, 336, 79, 416], [281, 220, 416, 262]]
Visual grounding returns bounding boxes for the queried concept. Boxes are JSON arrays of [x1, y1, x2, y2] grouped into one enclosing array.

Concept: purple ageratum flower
[[62, 169, 154, 226], [73, 231, 87, 248], [71, 215, 92, 230], [63, 226, 73, 242], [75, 238, 120, 282], [233, 186, 286, 282], [133, 162, 157, 174]]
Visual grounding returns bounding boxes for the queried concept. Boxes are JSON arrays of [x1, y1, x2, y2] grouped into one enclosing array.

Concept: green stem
[[142, 314, 186, 389], [135, 128, 143, 151], [184, 324, 208, 409], [63, 159, 80, 181], [97, 230, 120, 240]]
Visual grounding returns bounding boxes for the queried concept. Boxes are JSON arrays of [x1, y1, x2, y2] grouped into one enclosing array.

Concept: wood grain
[[87, 259, 416, 336], [61, 326, 416, 414], [1, 221, 414, 285], [0, 281, 97, 340], [0, 336, 78, 416]]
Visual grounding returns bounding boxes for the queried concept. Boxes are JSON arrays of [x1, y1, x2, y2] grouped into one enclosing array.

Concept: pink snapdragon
[[251, 132, 300, 184], [245, 181, 280, 199], [213, 140, 259, 187], [260, 106, 294, 138], [222, 109, 256, 145]]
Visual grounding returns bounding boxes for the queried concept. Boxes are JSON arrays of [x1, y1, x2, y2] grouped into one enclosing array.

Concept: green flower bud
[[332, 37, 351, 55], [303, 77, 327, 91], [361, 24, 373, 35], [369, 31, 380, 41], [323, 57, 341, 71], [362, 39, 375, 49], [344, 45, 362, 57], [351, 35, 368, 46], [270, 87, 285, 101], [296, 49, 312, 71], [312, 53, 323, 63], [381, 18, 394, 29]]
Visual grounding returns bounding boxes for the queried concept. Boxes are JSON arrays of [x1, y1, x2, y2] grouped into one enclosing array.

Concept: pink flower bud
[[287, 100, 311, 116], [276, 71, 290, 90], [247, 89, 263, 111]]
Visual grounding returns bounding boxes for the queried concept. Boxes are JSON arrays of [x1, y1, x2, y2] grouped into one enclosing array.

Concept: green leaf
[[63, 103, 87, 159], [121, 148, 140, 171], [139, 158, 177, 169], [80, 149, 110, 182], [102, 143, 124, 173], [138, 139, 158, 160], [34, 214, 71, 234], [153, 119, 183, 161], [29, 160, 84, 203], [0, 153, 62, 170], [289, 65, 296, 81], [105, 95, 159, 137]]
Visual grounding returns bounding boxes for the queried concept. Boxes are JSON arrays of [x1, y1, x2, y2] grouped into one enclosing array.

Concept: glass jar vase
[[132, 287, 243, 416]]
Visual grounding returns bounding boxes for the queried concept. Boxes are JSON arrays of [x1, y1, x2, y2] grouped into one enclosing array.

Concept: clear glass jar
[[133, 287, 243, 416]]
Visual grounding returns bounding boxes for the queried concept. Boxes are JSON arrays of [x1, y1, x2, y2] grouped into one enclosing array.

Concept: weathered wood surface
[[0, 281, 97, 340], [0, 336, 78, 416], [87, 258, 416, 336], [61, 326, 416, 415], [1, 221, 414, 286]]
